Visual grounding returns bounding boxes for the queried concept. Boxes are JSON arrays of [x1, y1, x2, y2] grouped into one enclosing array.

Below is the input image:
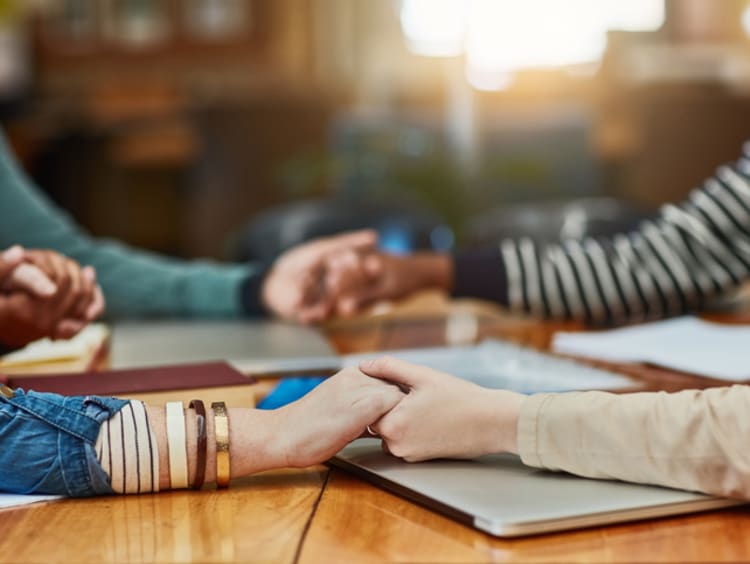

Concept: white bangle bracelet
[[166, 401, 189, 489]]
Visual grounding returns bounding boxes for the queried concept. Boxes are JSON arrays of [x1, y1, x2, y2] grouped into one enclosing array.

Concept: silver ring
[[366, 425, 378, 437]]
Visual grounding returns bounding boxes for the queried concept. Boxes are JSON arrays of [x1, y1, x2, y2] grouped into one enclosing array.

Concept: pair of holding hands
[[274, 357, 524, 468], [262, 230, 448, 324], [0, 246, 105, 348]]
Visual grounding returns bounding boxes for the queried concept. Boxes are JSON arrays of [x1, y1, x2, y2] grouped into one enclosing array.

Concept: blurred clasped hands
[[0, 246, 105, 348], [262, 229, 446, 324], [1, 229, 435, 348]]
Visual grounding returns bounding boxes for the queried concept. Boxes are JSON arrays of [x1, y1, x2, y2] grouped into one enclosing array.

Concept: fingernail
[[2, 246, 23, 263], [360, 359, 374, 369], [83, 266, 96, 281]]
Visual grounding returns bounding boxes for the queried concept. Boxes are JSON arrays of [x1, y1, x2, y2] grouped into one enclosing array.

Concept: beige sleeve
[[517, 385, 750, 499]]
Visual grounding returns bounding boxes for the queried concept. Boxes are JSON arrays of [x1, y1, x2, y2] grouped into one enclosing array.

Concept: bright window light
[[743, 4, 750, 38], [399, 0, 468, 57], [399, 0, 665, 89]]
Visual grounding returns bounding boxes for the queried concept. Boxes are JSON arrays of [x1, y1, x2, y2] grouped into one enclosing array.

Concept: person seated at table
[[0, 245, 104, 350], [361, 356, 750, 500], [321, 140, 750, 326], [0, 128, 376, 323]]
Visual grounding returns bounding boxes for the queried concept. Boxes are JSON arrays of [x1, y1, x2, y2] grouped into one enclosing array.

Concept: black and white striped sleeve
[[452, 141, 750, 324]]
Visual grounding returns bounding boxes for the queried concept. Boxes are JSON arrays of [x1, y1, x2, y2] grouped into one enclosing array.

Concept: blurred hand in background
[[0, 246, 105, 348]]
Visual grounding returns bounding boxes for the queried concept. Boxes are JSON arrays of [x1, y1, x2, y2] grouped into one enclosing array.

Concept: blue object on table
[[256, 377, 327, 410]]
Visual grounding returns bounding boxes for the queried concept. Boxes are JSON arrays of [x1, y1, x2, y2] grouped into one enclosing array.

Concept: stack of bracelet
[[165, 400, 230, 489]]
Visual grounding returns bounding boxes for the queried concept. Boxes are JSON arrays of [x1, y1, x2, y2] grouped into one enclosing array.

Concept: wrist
[[228, 408, 286, 475], [483, 390, 524, 455], [411, 253, 453, 293]]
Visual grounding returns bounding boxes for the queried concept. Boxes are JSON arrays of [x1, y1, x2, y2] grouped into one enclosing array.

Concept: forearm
[[0, 130, 256, 318], [517, 386, 750, 498], [146, 405, 285, 490]]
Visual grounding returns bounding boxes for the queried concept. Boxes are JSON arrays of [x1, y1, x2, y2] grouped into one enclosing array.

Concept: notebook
[[332, 439, 745, 537]]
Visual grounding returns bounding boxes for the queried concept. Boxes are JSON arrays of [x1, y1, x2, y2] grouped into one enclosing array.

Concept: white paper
[[343, 338, 634, 393], [0, 494, 62, 510], [553, 316, 750, 381]]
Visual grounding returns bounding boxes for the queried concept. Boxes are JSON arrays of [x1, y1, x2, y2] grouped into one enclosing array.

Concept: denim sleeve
[[0, 389, 130, 497]]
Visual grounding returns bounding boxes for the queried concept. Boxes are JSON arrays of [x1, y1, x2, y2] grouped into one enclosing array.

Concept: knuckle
[[375, 355, 395, 372], [378, 417, 404, 442]]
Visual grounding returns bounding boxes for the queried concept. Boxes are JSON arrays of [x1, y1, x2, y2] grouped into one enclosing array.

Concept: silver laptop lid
[[332, 439, 744, 537], [110, 320, 337, 373]]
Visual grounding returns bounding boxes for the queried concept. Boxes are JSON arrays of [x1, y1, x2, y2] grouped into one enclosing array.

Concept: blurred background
[[1, 0, 750, 262]]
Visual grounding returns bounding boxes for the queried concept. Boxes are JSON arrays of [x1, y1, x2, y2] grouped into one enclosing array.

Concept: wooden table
[[2, 306, 750, 563]]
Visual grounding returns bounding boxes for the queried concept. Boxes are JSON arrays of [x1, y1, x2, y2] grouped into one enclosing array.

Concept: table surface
[[2, 304, 750, 563]]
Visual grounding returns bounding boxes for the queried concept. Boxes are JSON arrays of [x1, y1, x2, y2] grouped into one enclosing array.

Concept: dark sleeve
[[239, 266, 271, 317], [451, 247, 510, 306]]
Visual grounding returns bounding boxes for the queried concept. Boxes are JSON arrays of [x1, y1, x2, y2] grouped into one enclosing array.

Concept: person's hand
[[0, 247, 105, 347], [23, 250, 105, 335], [325, 252, 454, 318], [268, 367, 405, 468], [0, 291, 75, 348], [1, 245, 60, 299], [261, 230, 378, 324], [360, 357, 524, 462]]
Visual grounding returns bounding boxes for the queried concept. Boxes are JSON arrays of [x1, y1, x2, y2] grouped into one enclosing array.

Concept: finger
[[85, 285, 106, 320], [53, 318, 86, 340], [0, 245, 25, 281], [71, 266, 96, 319], [54, 259, 84, 318], [339, 283, 386, 314], [314, 230, 378, 254], [363, 254, 385, 277], [381, 440, 392, 456], [335, 295, 360, 317], [359, 356, 429, 389], [6, 263, 58, 297], [30, 250, 66, 289], [298, 300, 332, 324]]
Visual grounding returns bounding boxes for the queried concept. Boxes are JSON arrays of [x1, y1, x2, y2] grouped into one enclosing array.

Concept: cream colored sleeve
[[517, 385, 750, 499]]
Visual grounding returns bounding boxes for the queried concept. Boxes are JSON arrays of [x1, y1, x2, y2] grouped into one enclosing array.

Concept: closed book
[[4, 362, 258, 408]]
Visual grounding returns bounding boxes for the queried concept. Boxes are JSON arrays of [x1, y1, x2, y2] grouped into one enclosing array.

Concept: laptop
[[331, 439, 745, 537], [110, 320, 338, 374]]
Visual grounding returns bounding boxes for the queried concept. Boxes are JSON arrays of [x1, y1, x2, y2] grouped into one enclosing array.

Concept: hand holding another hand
[[261, 230, 379, 324], [0, 246, 105, 348], [360, 357, 524, 462], [269, 367, 405, 468], [324, 251, 454, 319]]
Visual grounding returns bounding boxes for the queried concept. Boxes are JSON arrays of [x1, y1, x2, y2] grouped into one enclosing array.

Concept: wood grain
[[0, 468, 328, 564]]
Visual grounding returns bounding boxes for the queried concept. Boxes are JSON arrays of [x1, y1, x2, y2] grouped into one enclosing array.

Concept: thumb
[[0, 245, 24, 281], [359, 356, 427, 389], [8, 263, 58, 297]]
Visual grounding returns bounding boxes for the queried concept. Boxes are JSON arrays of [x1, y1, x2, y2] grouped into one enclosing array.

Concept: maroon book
[[4, 362, 255, 396]]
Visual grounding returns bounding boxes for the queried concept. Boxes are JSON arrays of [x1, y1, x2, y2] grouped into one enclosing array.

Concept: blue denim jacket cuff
[[0, 390, 130, 496]]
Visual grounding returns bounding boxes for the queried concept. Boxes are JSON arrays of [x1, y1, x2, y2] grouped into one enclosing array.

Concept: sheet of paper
[[0, 494, 62, 510], [553, 316, 750, 381]]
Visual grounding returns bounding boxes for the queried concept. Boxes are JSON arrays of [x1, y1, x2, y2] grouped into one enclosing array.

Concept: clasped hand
[[0, 246, 105, 348], [275, 357, 523, 469], [261, 230, 446, 324]]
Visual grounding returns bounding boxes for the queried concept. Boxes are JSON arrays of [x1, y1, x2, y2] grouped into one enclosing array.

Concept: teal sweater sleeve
[[0, 131, 259, 318]]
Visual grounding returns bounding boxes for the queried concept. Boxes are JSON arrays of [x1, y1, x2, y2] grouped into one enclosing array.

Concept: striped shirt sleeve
[[95, 400, 159, 494], [453, 141, 750, 324]]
